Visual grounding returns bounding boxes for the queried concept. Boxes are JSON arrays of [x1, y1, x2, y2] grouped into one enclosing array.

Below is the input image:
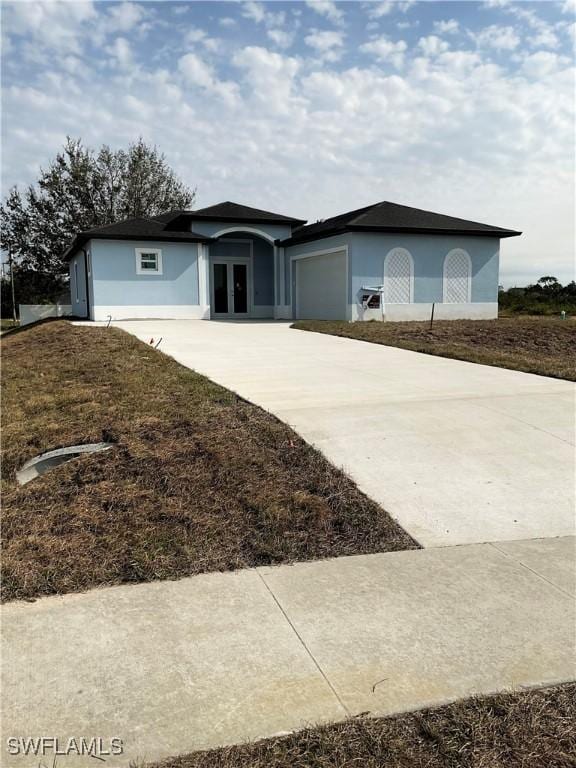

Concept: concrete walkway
[[111, 320, 575, 547], [2, 537, 574, 768]]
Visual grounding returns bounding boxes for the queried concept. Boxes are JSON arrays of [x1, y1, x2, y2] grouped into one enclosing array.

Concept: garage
[[295, 250, 347, 320]]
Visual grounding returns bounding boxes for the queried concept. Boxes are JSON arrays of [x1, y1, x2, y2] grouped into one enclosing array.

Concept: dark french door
[[212, 260, 249, 317]]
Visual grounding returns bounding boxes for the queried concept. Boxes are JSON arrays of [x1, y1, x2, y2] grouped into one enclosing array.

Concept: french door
[[211, 259, 250, 318]]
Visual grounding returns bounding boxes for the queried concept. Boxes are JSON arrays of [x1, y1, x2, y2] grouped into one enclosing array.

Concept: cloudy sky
[[2, 0, 574, 285]]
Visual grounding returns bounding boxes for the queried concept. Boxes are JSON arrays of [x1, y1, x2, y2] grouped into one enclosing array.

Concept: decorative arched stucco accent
[[384, 247, 414, 304], [443, 249, 472, 303], [211, 226, 277, 244]]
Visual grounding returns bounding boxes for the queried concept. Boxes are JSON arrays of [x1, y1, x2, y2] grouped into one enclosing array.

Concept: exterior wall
[[90, 239, 204, 321], [190, 220, 292, 241], [285, 232, 499, 321], [69, 251, 88, 317]]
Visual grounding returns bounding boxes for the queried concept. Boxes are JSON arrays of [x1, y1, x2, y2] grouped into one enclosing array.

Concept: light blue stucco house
[[65, 200, 521, 322]]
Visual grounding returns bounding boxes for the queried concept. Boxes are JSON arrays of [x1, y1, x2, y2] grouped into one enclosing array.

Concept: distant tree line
[[1, 137, 195, 317], [499, 276, 576, 315]]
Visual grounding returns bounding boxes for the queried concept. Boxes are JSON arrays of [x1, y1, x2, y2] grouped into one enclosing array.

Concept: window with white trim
[[384, 248, 413, 304], [135, 248, 163, 275], [443, 249, 471, 303]]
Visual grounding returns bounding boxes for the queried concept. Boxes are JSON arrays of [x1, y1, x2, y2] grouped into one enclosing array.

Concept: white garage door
[[295, 251, 347, 320]]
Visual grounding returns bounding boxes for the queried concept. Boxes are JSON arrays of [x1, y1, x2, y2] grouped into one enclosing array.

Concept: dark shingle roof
[[187, 201, 307, 226], [63, 217, 212, 260], [280, 201, 521, 245]]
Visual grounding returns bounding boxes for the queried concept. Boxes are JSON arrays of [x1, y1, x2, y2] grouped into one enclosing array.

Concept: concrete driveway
[[113, 320, 575, 547]]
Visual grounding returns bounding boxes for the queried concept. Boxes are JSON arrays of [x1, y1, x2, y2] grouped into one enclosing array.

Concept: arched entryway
[[209, 229, 276, 319]]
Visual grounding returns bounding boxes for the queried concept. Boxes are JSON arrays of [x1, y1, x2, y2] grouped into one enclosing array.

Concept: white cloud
[[178, 52, 238, 105], [219, 17, 236, 28], [178, 52, 214, 88], [474, 25, 520, 51], [242, 1, 266, 24], [304, 29, 345, 60], [304, 0, 344, 25], [418, 35, 450, 57], [232, 46, 301, 112], [267, 28, 295, 49], [433, 19, 459, 35], [482, 0, 511, 7], [360, 37, 407, 69], [106, 2, 145, 33], [522, 51, 569, 78], [562, 0, 576, 13], [183, 27, 222, 52], [365, 1, 415, 19], [3, 0, 97, 54], [241, 1, 285, 27], [185, 27, 207, 44], [107, 37, 132, 69], [528, 28, 559, 49]]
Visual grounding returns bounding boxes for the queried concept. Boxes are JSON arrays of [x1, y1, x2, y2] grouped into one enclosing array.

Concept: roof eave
[[62, 232, 213, 261], [347, 225, 522, 238]]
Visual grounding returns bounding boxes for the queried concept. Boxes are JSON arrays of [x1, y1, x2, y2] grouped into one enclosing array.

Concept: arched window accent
[[443, 249, 471, 303], [384, 248, 413, 304]]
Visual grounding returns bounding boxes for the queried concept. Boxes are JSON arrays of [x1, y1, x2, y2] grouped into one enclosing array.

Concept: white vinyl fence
[[19, 304, 72, 326]]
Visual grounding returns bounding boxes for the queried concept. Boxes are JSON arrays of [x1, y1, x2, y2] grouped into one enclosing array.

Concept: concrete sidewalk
[[3, 537, 574, 768], [109, 320, 575, 548]]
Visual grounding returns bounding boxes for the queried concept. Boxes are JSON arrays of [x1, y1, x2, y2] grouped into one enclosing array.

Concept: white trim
[[135, 247, 163, 275], [211, 226, 276, 244], [278, 246, 286, 308], [92, 305, 208, 321], [291, 246, 349, 321], [384, 247, 414, 304], [197, 243, 209, 313], [443, 249, 472, 303], [275, 304, 292, 320]]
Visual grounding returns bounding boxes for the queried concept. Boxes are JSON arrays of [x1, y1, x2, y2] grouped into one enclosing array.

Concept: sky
[[1, 0, 575, 287]]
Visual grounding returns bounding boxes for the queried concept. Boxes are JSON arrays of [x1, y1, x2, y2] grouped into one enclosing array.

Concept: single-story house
[[65, 200, 521, 322]]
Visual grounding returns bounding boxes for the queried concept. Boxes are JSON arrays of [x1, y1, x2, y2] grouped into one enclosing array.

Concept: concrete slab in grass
[[259, 537, 576, 717], [1, 569, 345, 768]]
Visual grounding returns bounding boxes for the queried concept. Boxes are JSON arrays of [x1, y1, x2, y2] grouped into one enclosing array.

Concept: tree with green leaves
[[0, 137, 196, 277]]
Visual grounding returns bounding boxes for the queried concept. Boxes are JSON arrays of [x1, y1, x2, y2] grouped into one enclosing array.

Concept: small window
[[136, 248, 163, 275]]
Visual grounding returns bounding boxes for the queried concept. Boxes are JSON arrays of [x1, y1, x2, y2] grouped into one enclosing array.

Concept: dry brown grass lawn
[[292, 317, 576, 380], [1, 321, 416, 602], [147, 683, 576, 768]]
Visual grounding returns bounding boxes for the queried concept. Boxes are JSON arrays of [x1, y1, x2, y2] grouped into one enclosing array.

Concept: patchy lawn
[[1, 321, 416, 602], [292, 317, 576, 381], [147, 683, 576, 768]]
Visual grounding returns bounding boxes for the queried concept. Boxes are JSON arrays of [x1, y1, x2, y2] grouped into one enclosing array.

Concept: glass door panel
[[213, 263, 228, 314], [233, 264, 248, 314]]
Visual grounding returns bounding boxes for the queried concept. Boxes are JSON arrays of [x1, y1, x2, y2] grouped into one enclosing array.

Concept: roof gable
[[187, 201, 306, 225]]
